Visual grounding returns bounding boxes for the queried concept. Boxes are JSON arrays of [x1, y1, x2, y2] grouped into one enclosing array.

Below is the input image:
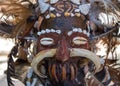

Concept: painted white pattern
[[56, 30, 61, 34], [67, 28, 90, 37], [68, 31, 73, 36], [78, 28, 82, 33], [46, 29, 51, 33], [37, 29, 61, 35], [41, 30, 46, 34], [51, 29, 56, 32], [73, 28, 78, 32]]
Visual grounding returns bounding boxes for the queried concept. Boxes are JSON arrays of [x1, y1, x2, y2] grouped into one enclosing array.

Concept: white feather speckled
[[98, 12, 118, 27], [79, 4, 90, 15], [44, 0, 49, 2], [50, 0, 58, 4], [71, 0, 80, 5], [38, 0, 50, 13]]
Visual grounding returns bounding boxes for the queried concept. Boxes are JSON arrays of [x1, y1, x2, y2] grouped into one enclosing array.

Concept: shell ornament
[[0, 0, 120, 86]]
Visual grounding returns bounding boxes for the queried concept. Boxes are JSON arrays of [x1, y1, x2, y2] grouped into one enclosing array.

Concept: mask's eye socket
[[40, 37, 54, 46], [72, 37, 88, 45]]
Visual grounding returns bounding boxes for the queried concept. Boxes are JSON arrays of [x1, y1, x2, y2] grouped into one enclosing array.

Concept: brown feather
[[0, 0, 33, 38]]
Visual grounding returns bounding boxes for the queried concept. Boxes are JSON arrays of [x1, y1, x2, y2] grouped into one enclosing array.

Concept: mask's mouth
[[31, 48, 101, 79]]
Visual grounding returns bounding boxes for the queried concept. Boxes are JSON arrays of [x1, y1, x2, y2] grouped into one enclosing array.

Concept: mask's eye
[[72, 37, 88, 45], [40, 37, 54, 46]]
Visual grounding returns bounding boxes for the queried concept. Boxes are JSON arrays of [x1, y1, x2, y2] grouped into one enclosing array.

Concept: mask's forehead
[[40, 16, 87, 32]]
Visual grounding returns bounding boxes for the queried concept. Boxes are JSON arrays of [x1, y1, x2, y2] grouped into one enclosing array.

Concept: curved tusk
[[31, 49, 56, 78], [70, 48, 101, 73], [32, 48, 101, 78]]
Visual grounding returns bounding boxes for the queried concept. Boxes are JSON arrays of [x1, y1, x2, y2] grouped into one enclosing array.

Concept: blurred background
[[0, 37, 24, 86], [0, 37, 14, 76]]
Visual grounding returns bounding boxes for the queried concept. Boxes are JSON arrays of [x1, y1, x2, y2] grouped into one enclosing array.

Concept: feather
[[7, 45, 18, 86], [0, 0, 33, 38], [108, 64, 120, 85], [89, 0, 120, 27], [38, 0, 50, 13]]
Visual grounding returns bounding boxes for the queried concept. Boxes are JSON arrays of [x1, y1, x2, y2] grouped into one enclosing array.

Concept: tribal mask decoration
[[0, 0, 120, 86]]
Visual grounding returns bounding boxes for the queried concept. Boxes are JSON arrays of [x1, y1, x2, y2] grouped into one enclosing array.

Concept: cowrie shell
[[72, 37, 87, 45], [40, 37, 54, 45]]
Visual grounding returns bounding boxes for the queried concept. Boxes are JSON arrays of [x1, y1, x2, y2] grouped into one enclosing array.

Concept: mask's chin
[[31, 48, 101, 79], [41, 58, 94, 75], [37, 57, 93, 85]]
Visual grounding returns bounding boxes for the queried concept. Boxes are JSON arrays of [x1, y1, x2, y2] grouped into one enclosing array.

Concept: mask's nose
[[56, 37, 70, 62]]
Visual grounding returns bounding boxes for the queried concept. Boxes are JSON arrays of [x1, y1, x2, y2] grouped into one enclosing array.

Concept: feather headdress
[[0, 0, 119, 86], [0, 0, 36, 37], [88, 1, 120, 84]]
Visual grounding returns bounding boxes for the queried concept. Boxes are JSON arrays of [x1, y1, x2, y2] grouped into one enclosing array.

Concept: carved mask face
[[31, 16, 101, 85], [38, 28, 89, 60], [32, 1, 105, 84]]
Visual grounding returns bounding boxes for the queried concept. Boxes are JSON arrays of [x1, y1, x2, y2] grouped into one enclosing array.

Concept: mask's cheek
[[67, 32, 90, 50], [71, 43, 90, 50], [37, 33, 60, 51]]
